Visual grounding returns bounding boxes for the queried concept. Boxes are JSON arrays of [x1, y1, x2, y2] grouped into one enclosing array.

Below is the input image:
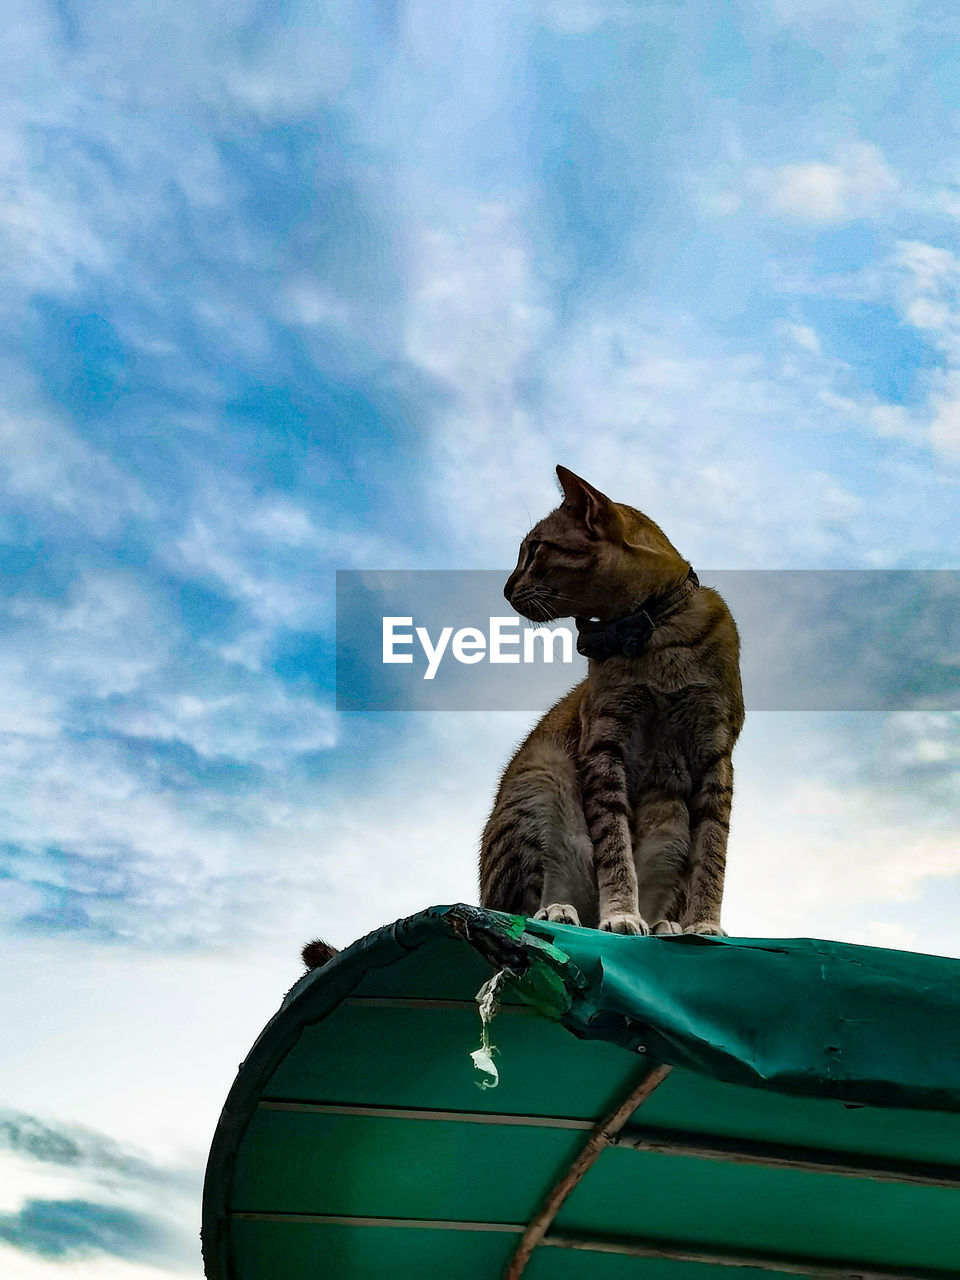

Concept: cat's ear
[[556, 465, 616, 538]]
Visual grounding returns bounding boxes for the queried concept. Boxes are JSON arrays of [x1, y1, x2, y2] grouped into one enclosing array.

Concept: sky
[[1, 0, 959, 1275]]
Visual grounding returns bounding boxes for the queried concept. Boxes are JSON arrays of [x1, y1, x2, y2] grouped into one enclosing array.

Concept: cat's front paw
[[683, 920, 727, 936], [652, 919, 683, 935], [600, 912, 649, 935], [535, 903, 581, 926]]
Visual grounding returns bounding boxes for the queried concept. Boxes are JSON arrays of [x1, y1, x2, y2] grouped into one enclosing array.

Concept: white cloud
[[0, 627, 345, 946], [532, 0, 669, 33], [761, 235, 960, 458], [815, 479, 862, 523], [756, 142, 899, 224], [878, 712, 960, 777], [771, 0, 874, 21], [402, 200, 559, 559], [0, 181, 109, 294], [5, 573, 166, 699], [176, 515, 316, 629], [0, 1106, 199, 1276], [405, 209, 921, 566], [764, 0, 912, 67], [895, 240, 960, 360], [0, 1244, 193, 1280], [112, 687, 336, 765], [0, 656, 59, 738], [768, 0, 902, 32], [930, 382, 960, 454], [703, 133, 960, 238], [722, 718, 960, 957], [889, 241, 960, 455], [898, 240, 960, 293], [868, 403, 920, 442], [243, 500, 319, 547], [404, 201, 552, 393], [843, 920, 922, 951], [780, 321, 822, 354], [281, 282, 356, 330], [173, 483, 400, 629], [0, 411, 150, 539]]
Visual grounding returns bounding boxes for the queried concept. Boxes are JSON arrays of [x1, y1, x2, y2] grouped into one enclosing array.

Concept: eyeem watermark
[[383, 616, 574, 679], [336, 569, 960, 712]]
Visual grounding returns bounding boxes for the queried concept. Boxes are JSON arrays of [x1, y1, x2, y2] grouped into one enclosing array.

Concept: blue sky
[[2, 1, 959, 1275]]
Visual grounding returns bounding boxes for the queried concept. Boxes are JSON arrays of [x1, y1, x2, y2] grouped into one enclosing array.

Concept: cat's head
[[504, 466, 689, 622]]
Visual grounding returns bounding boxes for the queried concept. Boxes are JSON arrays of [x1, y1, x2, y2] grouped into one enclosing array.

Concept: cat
[[479, 465, 744, 936]]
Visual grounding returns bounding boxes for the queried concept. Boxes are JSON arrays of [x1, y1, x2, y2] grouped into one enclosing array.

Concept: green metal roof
[[202, 905, 960, 1279]]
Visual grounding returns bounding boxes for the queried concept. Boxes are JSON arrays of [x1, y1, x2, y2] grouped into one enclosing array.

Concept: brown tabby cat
[[480, 466, 744, 936]]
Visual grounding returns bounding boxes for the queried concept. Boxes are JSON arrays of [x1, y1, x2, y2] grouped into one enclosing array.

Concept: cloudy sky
[[2, 1, 959, 1275]]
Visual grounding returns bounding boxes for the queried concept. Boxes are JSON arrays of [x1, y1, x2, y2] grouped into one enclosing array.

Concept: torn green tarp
[[202, 904, 960, 1280], [450, 905, 960, 1112], [307, 903, 960, 1113]]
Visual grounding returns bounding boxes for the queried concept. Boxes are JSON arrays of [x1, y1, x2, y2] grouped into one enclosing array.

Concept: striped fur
[[479, 466, 744, 936], [302, 938, 338, 969]]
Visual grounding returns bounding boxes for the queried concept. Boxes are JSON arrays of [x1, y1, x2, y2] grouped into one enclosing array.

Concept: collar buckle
[[575, 567, 698, 663]]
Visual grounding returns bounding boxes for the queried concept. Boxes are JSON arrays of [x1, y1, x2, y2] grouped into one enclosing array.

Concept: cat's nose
[[503, 573, 518, 604]]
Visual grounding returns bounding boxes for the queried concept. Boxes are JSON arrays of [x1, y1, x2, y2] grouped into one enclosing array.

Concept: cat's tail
[[302, 938, 339, 969]]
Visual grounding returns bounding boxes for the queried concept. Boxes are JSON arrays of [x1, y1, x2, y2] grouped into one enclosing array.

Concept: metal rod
[[257, 1099, 960, 1190], [616, 1126, 960, 1190], [502, 1062, 672, 1280], [227, 1212, 949, 1279], [258, 1100, 593, 1130], [230, 1212, 520, 1234], [543, 1230, 945, 1280]]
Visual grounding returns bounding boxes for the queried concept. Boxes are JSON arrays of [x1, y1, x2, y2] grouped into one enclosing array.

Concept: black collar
[[575, 568, 700, 662]]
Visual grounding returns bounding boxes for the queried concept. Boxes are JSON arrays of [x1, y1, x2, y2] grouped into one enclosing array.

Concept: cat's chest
[[623, 686, 687, 748], [581, 685, 711, 796], [622, 701, 692, 791]]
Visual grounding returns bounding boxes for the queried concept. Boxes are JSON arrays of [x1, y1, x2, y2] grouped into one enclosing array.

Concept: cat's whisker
[[524, 594, 561, 623], [543, 593, 585, 614]]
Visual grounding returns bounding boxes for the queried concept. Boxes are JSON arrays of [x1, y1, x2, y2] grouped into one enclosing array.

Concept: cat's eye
[[542, 541, 589, 557], [520, 539, 588, 566]]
